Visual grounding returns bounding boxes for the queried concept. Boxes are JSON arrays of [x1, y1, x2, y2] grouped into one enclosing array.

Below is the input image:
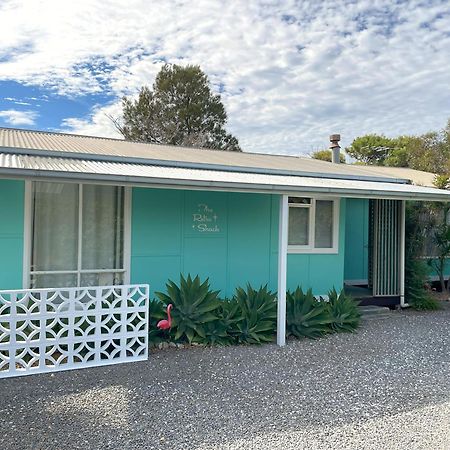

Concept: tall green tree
[[346, 120, 450, 174], [383, 135, 421, 167], [406, 131, 450, 174], [115, 64, 241, 151], [345, 134, 394, 165]]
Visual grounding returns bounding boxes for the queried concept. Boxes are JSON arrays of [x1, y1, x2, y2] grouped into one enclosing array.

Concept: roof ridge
[[0, 126, 311, 161]]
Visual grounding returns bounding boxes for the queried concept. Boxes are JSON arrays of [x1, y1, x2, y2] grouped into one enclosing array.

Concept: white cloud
[[0, 109, 38, 126], [61, 102, 122, 138], [0, 0, 449, 153]]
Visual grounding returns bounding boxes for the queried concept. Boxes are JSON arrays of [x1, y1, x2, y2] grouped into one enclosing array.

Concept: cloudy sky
[[0, 0, 449, 155]]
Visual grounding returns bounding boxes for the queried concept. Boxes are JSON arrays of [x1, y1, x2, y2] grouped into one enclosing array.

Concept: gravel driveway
[[1, 307, 450, 450]]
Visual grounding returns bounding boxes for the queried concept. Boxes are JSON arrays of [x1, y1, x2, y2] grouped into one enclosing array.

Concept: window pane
[[82, 185, 124, 270], [315, 200, 333, 248], [288, 207, 309, 245], [80, 272, 124, 287], [30, 273, 77, 289], [289, 197, 311, 205], [31, 182, 78, 271]]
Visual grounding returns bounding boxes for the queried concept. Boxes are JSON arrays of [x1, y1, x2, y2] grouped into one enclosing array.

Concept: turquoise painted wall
[[0, 179, 24, 289], [131, 188, 275, 298], [131, 188, 346, 298], [344, 198, 369, 282]]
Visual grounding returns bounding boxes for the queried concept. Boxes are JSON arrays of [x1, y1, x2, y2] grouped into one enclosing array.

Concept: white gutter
[[0, 166, 449, 202]]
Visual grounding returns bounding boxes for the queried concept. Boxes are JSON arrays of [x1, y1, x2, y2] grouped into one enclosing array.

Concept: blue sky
[[0, 0, 449, 155]]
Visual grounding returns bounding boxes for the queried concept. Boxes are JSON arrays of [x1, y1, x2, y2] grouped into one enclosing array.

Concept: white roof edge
[[0, 156, 449, 202]]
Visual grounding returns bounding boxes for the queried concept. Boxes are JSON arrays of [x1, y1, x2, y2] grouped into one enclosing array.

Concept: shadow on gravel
[[1, 308, 450, 449]]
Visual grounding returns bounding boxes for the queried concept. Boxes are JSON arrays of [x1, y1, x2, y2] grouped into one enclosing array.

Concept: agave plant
[[197, 299, 244, 346], [326, 288, 361, 333], [286, 287, 331, 339], [155, 274, 221, 343], [233, 284, 277, 344]]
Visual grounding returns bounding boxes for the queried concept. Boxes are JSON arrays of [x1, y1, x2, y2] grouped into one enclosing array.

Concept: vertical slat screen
[[372, 199, 401, 297]]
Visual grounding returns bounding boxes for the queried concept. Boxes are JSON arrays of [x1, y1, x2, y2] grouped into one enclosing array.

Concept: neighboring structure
[[1, 127, 450, 349]]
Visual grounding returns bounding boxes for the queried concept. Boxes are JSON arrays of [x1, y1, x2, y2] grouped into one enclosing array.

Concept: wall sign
[[192, 203, 220, 233]]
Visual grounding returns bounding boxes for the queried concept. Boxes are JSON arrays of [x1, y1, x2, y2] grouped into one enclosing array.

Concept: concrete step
[[359, 305, 393, 320]]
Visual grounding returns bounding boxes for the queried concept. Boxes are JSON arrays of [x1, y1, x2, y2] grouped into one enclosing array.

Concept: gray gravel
[[1, 307, 450, 450]]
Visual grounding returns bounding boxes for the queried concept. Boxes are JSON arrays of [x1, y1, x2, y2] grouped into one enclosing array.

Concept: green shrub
[[155, 274, 221, 343], [233, 284, 277, 344], [325, 288, 361, 333], [411, 295, 441, 310], [408, 259, 440, 310], [286, 287, 331, 339]]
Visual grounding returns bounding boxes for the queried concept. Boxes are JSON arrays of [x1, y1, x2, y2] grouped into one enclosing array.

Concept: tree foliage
[[345, 120, 450, 174], [311, 149, 346, 163], [345, 134, 394, 165], [116, 64, 241, 151]]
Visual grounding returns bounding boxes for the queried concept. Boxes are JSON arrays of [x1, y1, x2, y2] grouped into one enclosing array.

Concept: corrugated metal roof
[[349, 165, 437, 187], [0, 128, 410, 183], [1, 153, 449, 201]]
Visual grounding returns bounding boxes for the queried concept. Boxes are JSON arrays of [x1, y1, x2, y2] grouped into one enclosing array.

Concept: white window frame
[[288, 196, 340, 254], [23, 180, 131, 289]]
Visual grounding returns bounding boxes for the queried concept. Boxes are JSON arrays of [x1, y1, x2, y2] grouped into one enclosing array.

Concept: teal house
[[1, 128, 449, 347]]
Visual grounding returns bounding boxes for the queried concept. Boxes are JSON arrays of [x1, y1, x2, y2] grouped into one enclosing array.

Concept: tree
[[347, 121, 450, 173], [345, 134, 394, 165], [406, 131, 449, 174], [383, 135, 420, 167], [311, 149, 345, 163], [114, 64, 241, 151]]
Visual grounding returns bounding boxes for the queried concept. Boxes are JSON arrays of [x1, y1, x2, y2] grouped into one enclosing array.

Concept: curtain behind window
[[82, 185, 124, 270], [31, 182, 79, 273], [31, 182, 124, 289], [288, 207, 309, 246], [314, 200, 333, 248]]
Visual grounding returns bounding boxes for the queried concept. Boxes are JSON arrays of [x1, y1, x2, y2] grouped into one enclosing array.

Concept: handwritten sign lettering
[[192, 203, 220, 233]]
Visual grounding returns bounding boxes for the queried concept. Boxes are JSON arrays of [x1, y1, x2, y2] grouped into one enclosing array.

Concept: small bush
[[286, 287, 331, 339], [325, 288, 361, 333], [408, 259, 441, 310], [411, 295, 441, 310], [233, 284, 277, 344], [155, 274, 221, 343]]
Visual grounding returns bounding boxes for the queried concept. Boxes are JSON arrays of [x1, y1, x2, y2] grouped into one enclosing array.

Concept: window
[[288, 197, 339, 253], [28, 182, 128, 289]]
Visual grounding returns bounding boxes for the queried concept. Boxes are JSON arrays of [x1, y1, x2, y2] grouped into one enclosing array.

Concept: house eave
[[0, 166, 448, 202]]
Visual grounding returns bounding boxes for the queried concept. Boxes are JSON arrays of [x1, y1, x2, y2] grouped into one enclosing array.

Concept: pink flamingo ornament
[[157, 304, 173, 330]]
